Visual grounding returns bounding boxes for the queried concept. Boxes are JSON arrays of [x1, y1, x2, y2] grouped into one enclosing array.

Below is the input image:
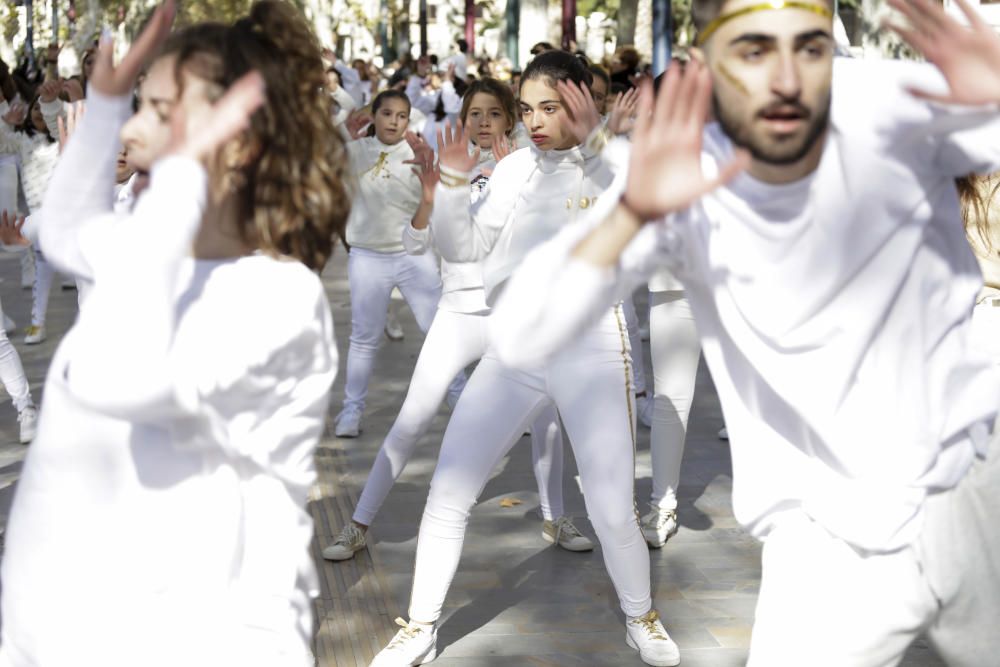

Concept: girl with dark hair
[[324, 77, 591, 564], [335, 88, 466, 438], [958, 174, 1000, 365], [0, 2, 347, 663], [369, 50, 679, 667]]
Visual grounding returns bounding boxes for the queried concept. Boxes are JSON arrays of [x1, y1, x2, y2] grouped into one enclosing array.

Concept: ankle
[[352, 521, 369, 533]]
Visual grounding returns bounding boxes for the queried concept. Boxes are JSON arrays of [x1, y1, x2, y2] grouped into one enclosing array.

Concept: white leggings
[[353, 309, 565, 526], [407, 308, 652, 622], [343, 248, 465, 414], [0, 294, 33, 414], [621, 293, 647, 395], [648, 290, 701, 511], [31, 248, 55, 328]]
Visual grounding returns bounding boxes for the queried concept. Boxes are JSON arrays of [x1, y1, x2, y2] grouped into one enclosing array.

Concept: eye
[[741, 49, 763, 62], [544, 106, 557, 114]]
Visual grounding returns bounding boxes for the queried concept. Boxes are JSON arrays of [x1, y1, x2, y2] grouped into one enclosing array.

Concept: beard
[[713, 93, 831, 166]]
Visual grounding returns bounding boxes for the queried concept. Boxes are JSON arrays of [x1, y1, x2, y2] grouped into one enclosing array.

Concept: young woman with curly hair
[[0, 2, 349, 664]]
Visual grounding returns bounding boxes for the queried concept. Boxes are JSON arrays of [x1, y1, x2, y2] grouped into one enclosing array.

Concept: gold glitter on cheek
[[717, 62, 750, 97]]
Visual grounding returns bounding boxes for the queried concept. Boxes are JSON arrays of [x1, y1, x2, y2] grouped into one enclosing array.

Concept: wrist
[[439, 163, 471, 189], [618, 192, 653, 225]]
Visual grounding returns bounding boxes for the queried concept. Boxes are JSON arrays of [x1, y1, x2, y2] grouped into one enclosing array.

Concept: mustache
[[756, 100, 811, 119]]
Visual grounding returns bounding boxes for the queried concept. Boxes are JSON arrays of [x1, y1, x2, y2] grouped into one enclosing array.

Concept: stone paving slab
[[0, 249, 944, 666]]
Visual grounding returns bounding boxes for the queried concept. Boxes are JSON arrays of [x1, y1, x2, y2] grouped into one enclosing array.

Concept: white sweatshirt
[[490, 58, 1000, 554], [431, 127, 615, 305], [345, 136, 422, 253], [0, 99, 63, 213], [0, 90, 338, 665]]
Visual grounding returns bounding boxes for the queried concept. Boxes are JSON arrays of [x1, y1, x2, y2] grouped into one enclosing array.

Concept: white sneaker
[[369, 617, 437, 666], [322, 523, 367, 561], [640, 506, 678, 548], [636, 394, 653, 429], [718, 426, 729, 440], [18, 407, 37, 444], [626, 610, 681, 666], [384, 313, 404, 341], [335, 408, 362, 438], [542, 516, 594, 552], [24, 325, 45, 345]]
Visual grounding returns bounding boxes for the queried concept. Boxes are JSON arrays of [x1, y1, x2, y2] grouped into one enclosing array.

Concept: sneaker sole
[[643, 525, 679, 549], [322, 546, 364, 562], [541, 531, 595, 552], [625, 633, 681, 667]]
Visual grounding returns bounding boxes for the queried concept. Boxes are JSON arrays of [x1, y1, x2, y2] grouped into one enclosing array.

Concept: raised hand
[[492, 133, 514, 162], [623, 61, 749, 222], [344, 108, 372, 139], [62, 78, 85, 103], [436, 120, 479, 173], [887, 0, 1000, 105], [57, 101, 86, 153], [406, 134, 439, 204], [556, 80, 601, 144], [608, 86, 640, 136], [2, 101, 27, 126], [89, 0, 175, 97], [38, 79, 62, 104], [163, 71, 266, 165], [0, 210, 29, 247]]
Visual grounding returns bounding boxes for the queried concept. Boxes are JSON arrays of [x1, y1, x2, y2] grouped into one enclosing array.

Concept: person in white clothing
[[958, 174, 1000, 365], [336, 88, 466, 438], [370, 51, 679, 667], [324, 77, 592, 563], [490, 1, 1000, 664], [0, 3, 349, 664], [0, 210, 37, 443]]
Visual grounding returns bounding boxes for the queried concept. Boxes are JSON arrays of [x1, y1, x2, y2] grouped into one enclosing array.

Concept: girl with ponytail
[[333, 88, 466, 439], [0, 2, 346, 664], [370, 51, 680, 667]]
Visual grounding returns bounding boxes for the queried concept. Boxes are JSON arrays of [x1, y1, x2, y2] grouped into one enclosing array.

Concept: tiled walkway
[[0, 251, 945, 666]]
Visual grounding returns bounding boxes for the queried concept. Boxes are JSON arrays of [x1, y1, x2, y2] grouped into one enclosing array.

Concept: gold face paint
[[696, 0, 833, 46], [717, 61, 750, 96]]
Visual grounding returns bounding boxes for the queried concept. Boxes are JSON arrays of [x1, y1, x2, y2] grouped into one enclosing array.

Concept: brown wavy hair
[[460, 77, 517, 138], [957, 174, 999, 253], [157, 1, 350, 270]]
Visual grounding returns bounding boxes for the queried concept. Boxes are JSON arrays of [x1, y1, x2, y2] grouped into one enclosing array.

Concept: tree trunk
[[617, 0, 637, 45]]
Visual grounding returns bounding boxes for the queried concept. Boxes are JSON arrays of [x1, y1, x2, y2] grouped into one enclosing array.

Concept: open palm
[[888, 0, 1000, 105], [437, 120, 479, 173], [624, 61, 748, 222]]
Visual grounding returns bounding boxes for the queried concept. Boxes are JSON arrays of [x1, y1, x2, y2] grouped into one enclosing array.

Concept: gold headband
[[696, 0, 833, 46]]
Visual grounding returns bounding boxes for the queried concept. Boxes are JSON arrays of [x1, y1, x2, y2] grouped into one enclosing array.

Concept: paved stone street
[[0, 250, 945, 666]]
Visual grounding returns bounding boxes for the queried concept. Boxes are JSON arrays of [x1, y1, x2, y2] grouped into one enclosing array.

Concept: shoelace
[[553, 517, 582, 542], [336, 524, 362, 546], [388, 618, 426, 649], [655, 510, 677, 529], [633, 611, 668, 641]]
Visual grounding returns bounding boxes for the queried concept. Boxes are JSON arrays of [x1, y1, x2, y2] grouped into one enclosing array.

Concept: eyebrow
[[730, 29, 834, 47]]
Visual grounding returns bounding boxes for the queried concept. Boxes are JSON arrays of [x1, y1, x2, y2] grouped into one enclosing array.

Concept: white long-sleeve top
[[0, 90, 338, 665], [401, 147, 503, 314], [490, 58, 1000, 554], [431, 128, 615, 305], [0, 99, 63, 213], [345, 136, 421, 253]]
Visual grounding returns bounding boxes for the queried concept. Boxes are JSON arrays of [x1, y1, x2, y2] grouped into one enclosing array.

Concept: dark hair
[[958, 174, 1000, 253], [520, 49, 592, 93], [460, 77, 517, 139], [367, 89, 410, 136], [588, 64, 609, 89], [457, 38, 469, 53], [529, 41, 554, 56], [157, 1, 350, 271], [21, 96, 55, 143]]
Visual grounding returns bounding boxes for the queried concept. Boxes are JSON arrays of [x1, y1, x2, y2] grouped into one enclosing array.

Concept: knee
[[586, 499, 640, 540]]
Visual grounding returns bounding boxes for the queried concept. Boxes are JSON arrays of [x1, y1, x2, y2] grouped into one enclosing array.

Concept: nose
[[527, 111, 542, 131], [770, 51, 802, 100]]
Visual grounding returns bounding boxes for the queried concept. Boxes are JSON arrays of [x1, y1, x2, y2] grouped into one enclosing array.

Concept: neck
[[746, 130, 827, 185], [193, 188, 256, 261]]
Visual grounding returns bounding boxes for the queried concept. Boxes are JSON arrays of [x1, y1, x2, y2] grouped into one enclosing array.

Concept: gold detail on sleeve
[[566, 198, 574, 209], [696, 1, 833, 46], [580, 197, 591, 209]]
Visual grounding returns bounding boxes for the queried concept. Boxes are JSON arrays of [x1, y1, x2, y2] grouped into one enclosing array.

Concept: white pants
[[621, 293, 647, 395], [971, 298, 1000, 366], [407, 308, 652, 622], [343, 248, 465, 414], [749, 423, 1000, 666], [353, 309, 565, 526], [648, 290, 701, 511], [0, 294, 33, 414], [31, 248, 55, 328]]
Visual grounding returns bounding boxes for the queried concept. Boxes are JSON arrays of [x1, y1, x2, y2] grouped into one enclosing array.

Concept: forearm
[[572, 201, 645, 267], [430, 176, 480, 262]]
